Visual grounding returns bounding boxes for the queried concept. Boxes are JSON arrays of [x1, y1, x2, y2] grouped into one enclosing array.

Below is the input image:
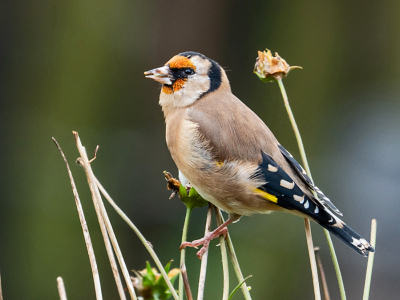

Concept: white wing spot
[[304, 200, 309, 209], [359, 238, 370, 248], [351, 237, 363, 249], [280, 180, 295, 189], [267, 164, 278, 172], [293, 194, 305, 203], [329, 218, 334, 223], [314, 206, 319, 214]]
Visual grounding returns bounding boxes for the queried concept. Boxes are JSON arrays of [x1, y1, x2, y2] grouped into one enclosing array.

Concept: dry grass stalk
[[52, 138, 103, 300], [197, 204, 214, 300], [77, 145, 126, 300], [304, 219, 321, 300], [94, 177, 179, 300], [72, 132, 137, 300], [180, 263, 193, 300], [314, 247, 330, 300], [57, 277, 68, 300]]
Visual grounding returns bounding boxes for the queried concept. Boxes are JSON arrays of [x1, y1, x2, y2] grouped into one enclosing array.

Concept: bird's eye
[[184, 68, 194, 75]]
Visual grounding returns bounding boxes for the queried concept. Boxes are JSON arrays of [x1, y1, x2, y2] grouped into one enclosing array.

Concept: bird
[[144, 51, 374, 258]]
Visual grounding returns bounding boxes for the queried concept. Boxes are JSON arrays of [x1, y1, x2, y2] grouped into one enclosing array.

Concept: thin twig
[[215, 207, 229, 300], [217, 211, 252, 300], [57, 277, 68, 300], [314, 247, 331, 300], [73, 132, 137, 300], [179, 206, 193, 300], [180, 263, 193, 300], [95, 177, 179, 300], [197, 204, 214, 300], [89, 145, 100, 164], [363, 219, 377, 300], [52, 137, 103, 300]]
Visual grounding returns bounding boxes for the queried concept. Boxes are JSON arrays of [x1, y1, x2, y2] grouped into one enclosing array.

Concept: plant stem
[[217, 211, 252, 300], [277, 79, 324, 300], [197, 204, 214, 300], [363, 219, 377, 300], [323, 229, 346, 300], [179, 206, 193, 300], [215, 207, 229, 300], [95, 178, 179, 300]]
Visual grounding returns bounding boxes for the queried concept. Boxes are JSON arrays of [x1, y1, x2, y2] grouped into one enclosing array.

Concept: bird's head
[[144, 52, 229, 108]]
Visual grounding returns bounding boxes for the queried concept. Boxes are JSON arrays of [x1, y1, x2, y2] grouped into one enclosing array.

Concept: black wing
[[278, 144, 342, 216], [254, 152, 336, 224]]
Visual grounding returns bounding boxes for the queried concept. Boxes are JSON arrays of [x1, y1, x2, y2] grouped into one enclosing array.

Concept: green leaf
[[164, 260, 173, 274], [228, 275, 252, 300]]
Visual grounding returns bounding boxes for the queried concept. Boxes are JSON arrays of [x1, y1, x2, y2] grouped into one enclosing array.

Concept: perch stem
[[215, 207, 230, 300], [217, 211, 252, 300], [179, 206, 193, 300], [197, 204, 214, 300]]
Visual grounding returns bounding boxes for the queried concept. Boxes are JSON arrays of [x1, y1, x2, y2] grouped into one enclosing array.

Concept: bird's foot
[[180, 225, 229, 259]]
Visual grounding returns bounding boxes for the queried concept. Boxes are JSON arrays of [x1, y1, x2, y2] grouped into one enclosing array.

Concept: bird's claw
[[180, 228, 229, 259]]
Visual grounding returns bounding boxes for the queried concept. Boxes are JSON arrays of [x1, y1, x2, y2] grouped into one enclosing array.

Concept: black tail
[[256, 151, 374, 256], [317, 219, 374, 257]]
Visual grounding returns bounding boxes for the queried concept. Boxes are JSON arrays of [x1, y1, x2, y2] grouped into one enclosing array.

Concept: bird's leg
[[180, 218, 233, 259]]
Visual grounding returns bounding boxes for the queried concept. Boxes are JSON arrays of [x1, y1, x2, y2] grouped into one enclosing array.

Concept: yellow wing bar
[[254, 188, 278, 203]]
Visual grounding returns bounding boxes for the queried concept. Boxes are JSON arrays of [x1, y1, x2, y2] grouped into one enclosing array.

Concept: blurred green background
[[1, 1, 399, 299]]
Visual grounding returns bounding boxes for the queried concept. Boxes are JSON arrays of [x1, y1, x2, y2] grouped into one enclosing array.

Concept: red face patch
[[166, 55, 196, 70], [162, 78, 187, 94]]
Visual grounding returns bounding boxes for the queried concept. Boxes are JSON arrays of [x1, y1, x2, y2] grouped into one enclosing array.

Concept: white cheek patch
[[191, 56, 212, 75]]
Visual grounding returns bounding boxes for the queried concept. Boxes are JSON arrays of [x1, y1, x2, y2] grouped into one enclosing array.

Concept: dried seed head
[[254, 49, 302, 81]]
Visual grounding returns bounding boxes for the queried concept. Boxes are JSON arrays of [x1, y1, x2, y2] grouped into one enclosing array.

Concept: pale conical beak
[[144, 65, 173, 85]]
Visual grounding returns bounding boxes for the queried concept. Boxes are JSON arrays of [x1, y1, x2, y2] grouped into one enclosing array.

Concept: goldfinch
[[144, 51, 374, 258]]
